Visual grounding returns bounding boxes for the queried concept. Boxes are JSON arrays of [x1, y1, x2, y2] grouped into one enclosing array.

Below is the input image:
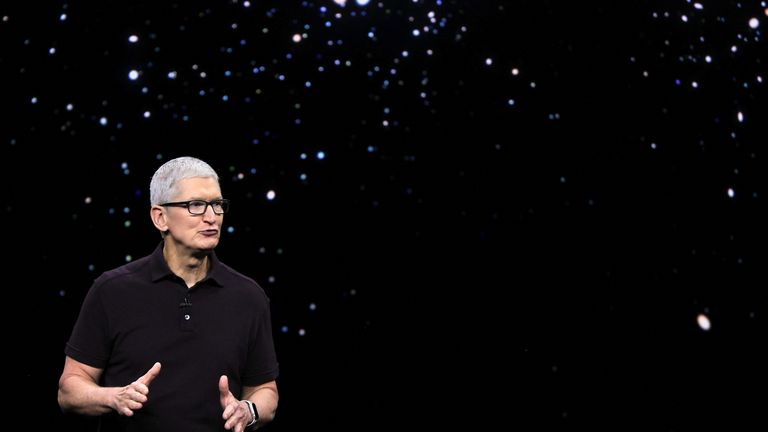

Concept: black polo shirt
[[66, 242, 279, 432]]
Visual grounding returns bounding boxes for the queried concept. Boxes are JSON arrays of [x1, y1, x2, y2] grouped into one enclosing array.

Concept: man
[[58, 156, 279, 431]]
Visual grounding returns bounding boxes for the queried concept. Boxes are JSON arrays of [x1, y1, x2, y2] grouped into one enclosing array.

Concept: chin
[[197, 238, 220, 251]]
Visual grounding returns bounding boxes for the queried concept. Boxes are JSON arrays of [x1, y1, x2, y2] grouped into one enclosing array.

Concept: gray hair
[[150, 156, 220, 205]]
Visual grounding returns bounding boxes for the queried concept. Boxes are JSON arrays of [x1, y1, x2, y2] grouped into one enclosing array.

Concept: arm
[[242, 380, 279, 427], [220, 377, 279, 431], [58, 356, 162, 417]]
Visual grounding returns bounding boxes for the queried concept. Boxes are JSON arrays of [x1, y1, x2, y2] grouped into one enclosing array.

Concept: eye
[[188, 200, 207, 210]]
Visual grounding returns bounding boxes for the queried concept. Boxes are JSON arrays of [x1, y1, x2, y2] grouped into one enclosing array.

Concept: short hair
[[150, 156, 220, 205]]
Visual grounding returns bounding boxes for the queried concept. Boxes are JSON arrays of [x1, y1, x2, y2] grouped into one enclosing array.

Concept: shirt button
[[184, 314, 191, 320]]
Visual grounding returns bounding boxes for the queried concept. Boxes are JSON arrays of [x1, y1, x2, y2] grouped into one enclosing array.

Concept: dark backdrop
[[2, 1, 767, 429]]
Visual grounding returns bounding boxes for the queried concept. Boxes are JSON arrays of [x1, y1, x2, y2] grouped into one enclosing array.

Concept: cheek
[[172, 217, 198, 231], [186, 219, 204, 229]]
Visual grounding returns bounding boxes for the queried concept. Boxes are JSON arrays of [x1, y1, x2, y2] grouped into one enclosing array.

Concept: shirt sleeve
[[242, 288, 280, 386], [65, 277, 111, 369]]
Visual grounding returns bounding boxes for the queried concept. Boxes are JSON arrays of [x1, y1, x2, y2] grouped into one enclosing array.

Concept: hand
[[219, 375, 253, 431], [113, 362, 161, 416]]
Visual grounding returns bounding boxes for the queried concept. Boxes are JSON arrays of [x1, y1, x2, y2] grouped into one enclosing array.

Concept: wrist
[[243, 400, 258, 427]]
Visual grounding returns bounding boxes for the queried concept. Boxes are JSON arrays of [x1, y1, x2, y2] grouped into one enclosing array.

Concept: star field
[[2, 1, 767, 429]]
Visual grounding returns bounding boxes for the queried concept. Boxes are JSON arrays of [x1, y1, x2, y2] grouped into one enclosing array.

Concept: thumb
[[219, 375, 232, 408], [138, 362, 162, 386]]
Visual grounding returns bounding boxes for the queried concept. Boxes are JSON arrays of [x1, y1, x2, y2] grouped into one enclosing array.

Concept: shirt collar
[[149, 241, 224, 287]]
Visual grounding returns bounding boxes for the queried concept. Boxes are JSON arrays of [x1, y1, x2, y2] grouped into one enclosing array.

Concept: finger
[[223, 403, 241, 430], [130, 387, 148, 403], [131, 382, 150, 396], [219, 375, 231, 408], [120, 402, 138, 417], [138, 362, 162, 386], [235, 411, 247, 432]]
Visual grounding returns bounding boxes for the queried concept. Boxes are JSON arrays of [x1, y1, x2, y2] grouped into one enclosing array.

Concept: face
[[159, 177, 224, 253]]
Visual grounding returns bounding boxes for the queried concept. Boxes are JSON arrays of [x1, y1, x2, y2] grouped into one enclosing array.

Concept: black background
[[2, 1, 767, 430]]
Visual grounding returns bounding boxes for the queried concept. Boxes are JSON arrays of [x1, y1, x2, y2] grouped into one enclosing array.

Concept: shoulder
[[214, 262, 269, 299], [91, 254, 153, 290]]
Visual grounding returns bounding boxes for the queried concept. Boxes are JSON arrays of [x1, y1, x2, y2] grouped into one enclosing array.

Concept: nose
[[202, 204, 218, 221]]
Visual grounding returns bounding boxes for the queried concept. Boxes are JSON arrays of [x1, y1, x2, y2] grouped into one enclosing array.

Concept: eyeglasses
[[160, 199, 230, 215]]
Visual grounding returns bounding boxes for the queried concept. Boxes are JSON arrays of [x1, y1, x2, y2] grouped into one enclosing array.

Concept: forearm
[[243, 385, 279, 427], [58, 375, 116, 416]]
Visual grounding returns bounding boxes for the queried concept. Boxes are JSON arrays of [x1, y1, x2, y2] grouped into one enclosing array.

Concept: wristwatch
[[244, 400, 259, 427]]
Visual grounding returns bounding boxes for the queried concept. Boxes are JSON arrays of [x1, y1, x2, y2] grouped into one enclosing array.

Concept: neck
[[163, 241, 210, 288]]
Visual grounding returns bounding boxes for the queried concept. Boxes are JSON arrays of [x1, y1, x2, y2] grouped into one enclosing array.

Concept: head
[[150, 156, 220, 205], [149, 156, 225, 252]]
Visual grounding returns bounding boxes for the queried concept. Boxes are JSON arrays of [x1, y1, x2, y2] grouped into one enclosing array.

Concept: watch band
[[244, 400, 258, 427]]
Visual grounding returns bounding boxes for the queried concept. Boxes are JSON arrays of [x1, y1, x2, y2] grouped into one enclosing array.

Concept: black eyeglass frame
[[160, 199, 230, 215]]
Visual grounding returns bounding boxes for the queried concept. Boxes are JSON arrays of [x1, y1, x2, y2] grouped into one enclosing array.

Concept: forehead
[[173, 177, 221, 199]]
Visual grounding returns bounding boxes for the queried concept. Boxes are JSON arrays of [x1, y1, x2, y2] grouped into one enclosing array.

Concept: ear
[[150, 205, 169, 234]]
